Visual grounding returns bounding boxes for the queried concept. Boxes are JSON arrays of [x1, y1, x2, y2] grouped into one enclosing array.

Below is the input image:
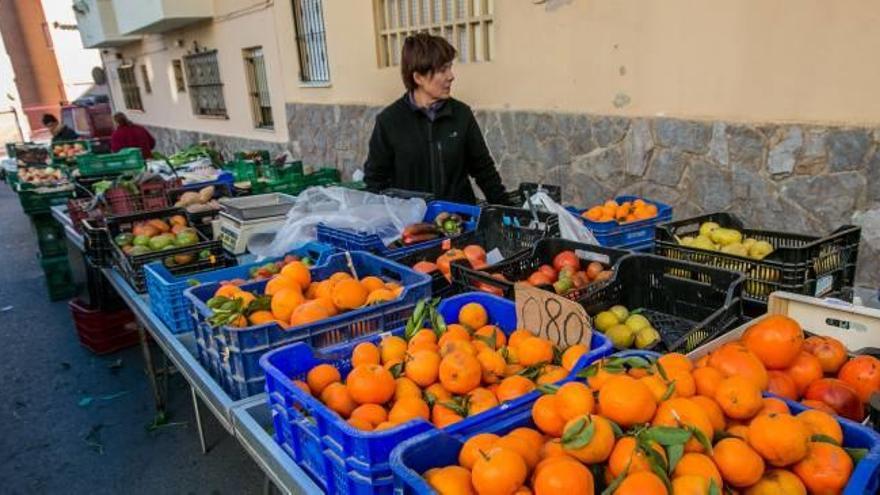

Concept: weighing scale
[[217, 193, 296, 255]]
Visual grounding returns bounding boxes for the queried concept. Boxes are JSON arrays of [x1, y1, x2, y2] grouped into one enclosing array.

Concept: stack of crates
[[30, 212, 75, 301]]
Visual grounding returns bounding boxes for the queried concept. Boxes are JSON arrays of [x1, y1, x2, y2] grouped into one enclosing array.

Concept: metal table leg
[[191, 386, 208, 454], [138, 321, 166, 413]]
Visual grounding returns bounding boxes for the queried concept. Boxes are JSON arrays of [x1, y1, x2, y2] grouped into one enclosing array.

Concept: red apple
[[804, 378, 865, 421]]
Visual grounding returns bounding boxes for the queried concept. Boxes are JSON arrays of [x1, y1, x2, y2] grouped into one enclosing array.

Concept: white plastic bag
[[520, 192, 599, 245], [249, 186, 427, 257]]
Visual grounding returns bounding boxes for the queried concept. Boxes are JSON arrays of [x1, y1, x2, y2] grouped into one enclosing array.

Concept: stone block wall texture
[[145, 102, 879, 287]]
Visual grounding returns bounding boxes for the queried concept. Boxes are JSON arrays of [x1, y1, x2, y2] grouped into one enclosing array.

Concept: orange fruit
[[670, 475, 711, 495], [516, 336, 554, 366], [532, 393, 566, 437], [292, 379, 311, 395], [555, 381, 594, 421], [306, 364, 341, 396], [424, 465, 474, 495], [270, 287, 304, 321], [468, 387, 500, 416], [712, 437, 765, 487], [388, 396, 430, 424], [320, 382, 357, 418], [539, 439, 566, 460], [658, 352, 694, 374], [346, 364, 396, 405], [690, 395, 726, 432], [800, 399, 837, 415], [439, 351, 482, 394], [405, 350, 441, 387], [744, 469, 807, 495], [748, 412, 810, 466], [394, 377, 422, 401], [507, 329, 534, 349], [373, 421, 397, 431], [727, 424, 749, 441], [214, 284, 242, 298], [438, 324, 471, 348], [496, 434, 540, 470], [803, 336, 848, 374], [673, 452, 723, 488], [347, 417, 374, 431], [458, 302, 489, 330], [471, 447, 528, 495], [280, 261, 311, 290], [473, 325, 507, 350], [714, 375, 763, 420], [313, 280, 334, 300], [431, 403, 465, 428], [508, 427, 544, 452], [380, 336, 407, 364], [351, 342, 381, 368], [614, 471, 667, 495], [560, 414, 615, 463], [585, 361, 622, 391], [639, 373, 674, 403], [409, 329, 439, 352], [440, 338, 477, 358], [652, 398, 714, 453], [598, 375, 657, 427], [692, 366, 724, 398], [265, 274, 300, 296], [459, 432, 500, 469], [349, 403, 387, 427], [424, 382, 453, 403], [756, 397, 791, 416], [796, 409, 843, 445], [708, 342, 769, 390], [536, 365, 568, 386], [532, 456, 595, 494], [742, 315, 804, 369], [561, 344, 588, 371], [232, 290, 256, 307], [767, 370, 799, 401], [667, 367, 697, 398], [607, 436, 666, 479], [784, 351, 824, 397], [792, 441, 853, 495], [476, 349, 507, 384], [837, 354, 880, 403], [331, 278, 368, 310], [496, 375, 536, 403], [366, 288, 396, 305], [359, 276, 385, 293], [248, 310, 276, 326], [329, 272, 352, 284], [289, 300, 331, 327]]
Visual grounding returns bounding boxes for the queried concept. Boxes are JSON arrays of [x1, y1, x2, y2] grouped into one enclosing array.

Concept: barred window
[[117, 65, 143, 111], [140, 65, 152, 94], [183, 50, 228, 117], [243, 47, 273, 129], [291, 0, 330, 83], [373, 0, 494, 67], [172, 60, 186, 92]]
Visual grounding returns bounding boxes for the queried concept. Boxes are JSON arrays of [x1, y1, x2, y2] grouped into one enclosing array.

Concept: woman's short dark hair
[[41, 114, 58, 126], [400, 33, 457, 92]]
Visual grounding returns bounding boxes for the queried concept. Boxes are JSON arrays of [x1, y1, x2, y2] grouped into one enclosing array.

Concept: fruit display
[[698, 314, 878, 422], [678, 221, 775, 260], [292, 299, 590, 432], [593, 305, 661, 350], [414, 350, 868, 495], [203, 263, 405, 329], [411, 244, 487, 281], [398, 212, 467, 246], [17, 166, 68, 187], [172, 185, 222, 214], [581, 198, 658, 223], [520, 249, 614, 296], [244, 255, 314, 281], [114, 215, 206, 267], [52, 142, 87, 160]]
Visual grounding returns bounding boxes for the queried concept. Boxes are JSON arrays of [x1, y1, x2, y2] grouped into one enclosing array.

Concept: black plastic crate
[[166, 182, 234, 240], [82, 219, 112, 268], [380, 188, 436, 202], [452, 238, 632, 300], [393, 231, 479, 299], [505, 182, 562, 206], [580, 254, 745, 353], [654, 213, 860, 308], [83, 258, 126, 311], [107, 208, 231, 293]]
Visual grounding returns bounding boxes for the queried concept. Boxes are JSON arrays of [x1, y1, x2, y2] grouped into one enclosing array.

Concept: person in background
[[110, 112, 156, 158], [364, 33, 508, 205], [42, 113, 79, 144]]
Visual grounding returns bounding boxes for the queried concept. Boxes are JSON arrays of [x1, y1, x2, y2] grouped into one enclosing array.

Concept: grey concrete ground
[[0, 185, 264, 494]]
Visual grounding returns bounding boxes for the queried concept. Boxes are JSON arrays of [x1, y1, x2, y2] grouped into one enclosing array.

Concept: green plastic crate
[[18, 187, 74, 215], [227, 159, 259, 182], [40, 255, 75, 302], [304, 167, 341, 186], [233, 150, 271, 164], [76, 147, 144, 177], [262, 161, 304, 182], [50, 140, 92, 165], [30, 213, 67, 257]]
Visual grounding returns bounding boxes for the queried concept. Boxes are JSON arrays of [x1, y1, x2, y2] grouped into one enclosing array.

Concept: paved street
[[0, 184, 264, 494]]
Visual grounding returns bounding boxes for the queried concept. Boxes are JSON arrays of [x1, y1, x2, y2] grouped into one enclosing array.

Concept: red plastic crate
[[69, 299, 139, 354]]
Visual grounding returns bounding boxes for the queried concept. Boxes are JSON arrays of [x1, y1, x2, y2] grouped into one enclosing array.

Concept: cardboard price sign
[[514, 282, 593, 349]]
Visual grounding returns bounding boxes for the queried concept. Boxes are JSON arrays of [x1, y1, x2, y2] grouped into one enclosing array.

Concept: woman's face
[[414, 63, 455, 100]]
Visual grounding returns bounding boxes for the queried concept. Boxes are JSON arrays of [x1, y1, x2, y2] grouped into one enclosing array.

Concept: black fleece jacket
[[363, 95, 507, 205]]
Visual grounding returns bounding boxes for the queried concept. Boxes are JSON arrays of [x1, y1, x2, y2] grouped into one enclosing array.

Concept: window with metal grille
[[140, 65, 152, 94], [117, 65, 143, 111], [243, 47, 273, 129], [373, 0, 494, 67], [183, 50, 228, 117], [291, 0, 331, 83], [172, 60, 186, 92]]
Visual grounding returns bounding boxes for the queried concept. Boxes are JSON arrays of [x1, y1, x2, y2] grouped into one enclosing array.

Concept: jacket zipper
[[427, 121, 438, 193], [437, 141, 445, 193]]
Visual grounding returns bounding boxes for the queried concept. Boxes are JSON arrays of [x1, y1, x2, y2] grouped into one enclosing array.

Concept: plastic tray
[[259, 292, 613, 494], [654, 212, 861, 309], [75, 148, 145, 177], [453, 237, 632, 301], [144, 241, 335, 335], [567, 195, 673, 249], [219, 193, 297, 220], [579, 253, 746, 353], [186, 251, 433, 400], [107, 208, 229, 293], [316, 200, 483, 260]]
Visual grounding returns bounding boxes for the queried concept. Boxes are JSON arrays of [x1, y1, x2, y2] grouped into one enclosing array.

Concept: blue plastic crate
[[186, 251, 432, 400], [567, 195, 672, 249], [316, 201, 482, 261], [392, 349, 880, 495], [259, 292, 613, 494], [145, 242, 336, 334]]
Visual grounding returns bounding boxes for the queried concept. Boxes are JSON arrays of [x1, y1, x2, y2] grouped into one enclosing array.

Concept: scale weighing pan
[[219, 193, 297, 220]]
